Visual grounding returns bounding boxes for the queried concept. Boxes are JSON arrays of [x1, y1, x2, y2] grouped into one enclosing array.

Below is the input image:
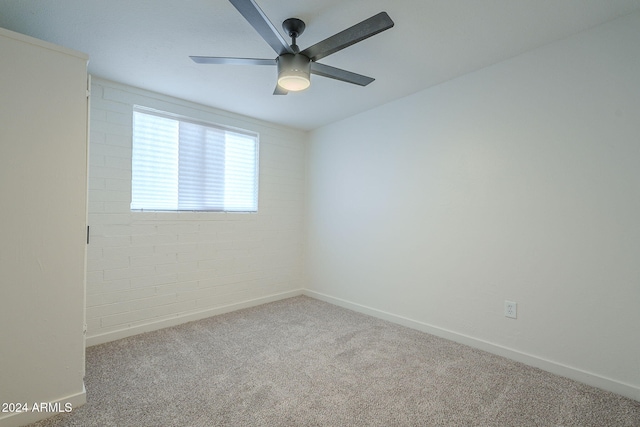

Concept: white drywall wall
[[306, 12, 640, 400]]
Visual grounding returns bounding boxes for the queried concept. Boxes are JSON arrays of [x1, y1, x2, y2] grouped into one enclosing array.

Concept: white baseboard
[[0, 384, 86, 427], [85, 289, 304, 347], [83, 287, 638, 402], [303, 289, 640, 402]]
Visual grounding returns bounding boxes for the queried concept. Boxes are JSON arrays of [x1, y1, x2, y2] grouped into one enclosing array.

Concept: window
[[131, 107, 258, 212]]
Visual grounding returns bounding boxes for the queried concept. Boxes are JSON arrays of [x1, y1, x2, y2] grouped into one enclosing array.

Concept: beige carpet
[[29, 296, 639, 426]]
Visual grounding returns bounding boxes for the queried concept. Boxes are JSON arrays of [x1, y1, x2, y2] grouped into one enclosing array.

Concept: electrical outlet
[[505, 300, 517, 319]]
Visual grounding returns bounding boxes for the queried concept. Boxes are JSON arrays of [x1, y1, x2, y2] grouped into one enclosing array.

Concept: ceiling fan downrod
[[282, 18, 305, 53]]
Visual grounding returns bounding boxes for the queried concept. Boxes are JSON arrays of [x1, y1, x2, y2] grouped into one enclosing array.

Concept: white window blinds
[[131, 108, 258, 212]]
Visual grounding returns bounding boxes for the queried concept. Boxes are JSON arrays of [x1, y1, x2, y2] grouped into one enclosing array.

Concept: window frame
[[131, 106, 260, 213]]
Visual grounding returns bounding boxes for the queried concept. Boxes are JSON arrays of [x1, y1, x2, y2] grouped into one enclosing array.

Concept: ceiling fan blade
[[300, 12, 394, 62], [310, 62, 375, 86], [273, 85, 289, 95], [228, 0, 293, 56], [190, 56, 276, 65]]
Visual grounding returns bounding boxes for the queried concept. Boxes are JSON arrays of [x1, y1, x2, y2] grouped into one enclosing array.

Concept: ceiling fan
[[190, 0, 394, 95]]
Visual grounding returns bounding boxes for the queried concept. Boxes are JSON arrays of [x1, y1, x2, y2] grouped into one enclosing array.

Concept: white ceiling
[[2, 0, 640, 130]]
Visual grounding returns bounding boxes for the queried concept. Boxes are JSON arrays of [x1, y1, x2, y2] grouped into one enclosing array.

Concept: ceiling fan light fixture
[[277, 54, 311, 91], [278, 74, 310, 91]]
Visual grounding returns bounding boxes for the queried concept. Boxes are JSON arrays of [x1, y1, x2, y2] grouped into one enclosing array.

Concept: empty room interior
[[1, 0, 639, 426]]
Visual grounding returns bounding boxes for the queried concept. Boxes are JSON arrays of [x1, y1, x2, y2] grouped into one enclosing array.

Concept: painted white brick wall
[[86, 77, 307, 343]]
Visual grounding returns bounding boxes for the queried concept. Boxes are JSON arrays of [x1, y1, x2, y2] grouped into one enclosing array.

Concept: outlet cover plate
[[505, 300, 517, 319]]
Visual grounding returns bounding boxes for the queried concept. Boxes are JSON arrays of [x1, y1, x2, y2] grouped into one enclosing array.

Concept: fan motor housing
[[277, 53, 311, 91]]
